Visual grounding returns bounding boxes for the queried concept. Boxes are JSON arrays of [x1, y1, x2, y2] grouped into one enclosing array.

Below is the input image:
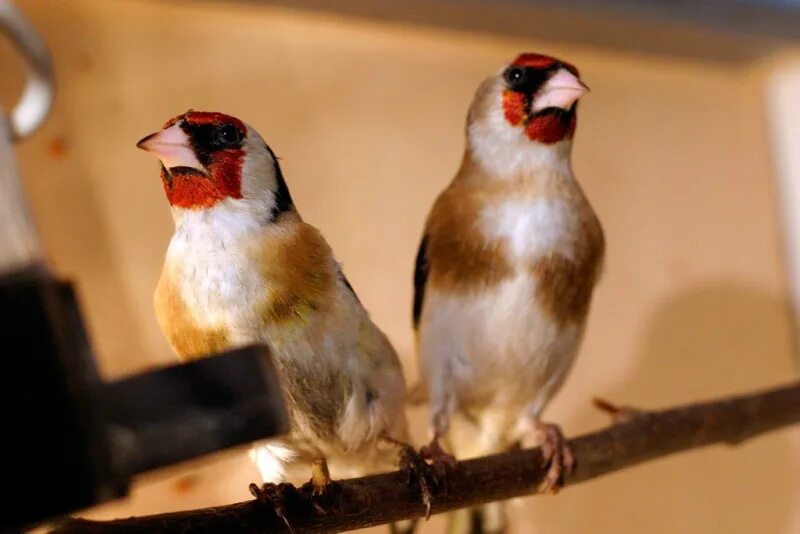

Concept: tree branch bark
[[53, 381, 800, 533]]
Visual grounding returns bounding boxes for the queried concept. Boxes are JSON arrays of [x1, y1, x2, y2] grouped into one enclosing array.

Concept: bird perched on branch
[[138, 111, 425, 532], [413, 53, 604, 533]]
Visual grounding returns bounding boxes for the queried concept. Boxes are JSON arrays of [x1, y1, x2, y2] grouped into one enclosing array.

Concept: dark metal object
[[0, 267, 289, 530], [0, 3, 287, 530], [106, 343, 287, 474]]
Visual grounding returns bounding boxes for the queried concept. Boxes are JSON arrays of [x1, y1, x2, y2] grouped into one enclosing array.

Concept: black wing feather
[[263, 143, 295, 222], [412, 234, 430, 329], [337, 265, 361, 305]]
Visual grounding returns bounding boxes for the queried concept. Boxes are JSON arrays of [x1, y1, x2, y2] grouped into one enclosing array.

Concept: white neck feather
[[170, 197, 269, 252], [468, 94, 573, 180]]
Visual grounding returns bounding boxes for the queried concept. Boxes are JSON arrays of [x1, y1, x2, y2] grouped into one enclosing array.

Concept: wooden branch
[[53, 381, 800, 533]]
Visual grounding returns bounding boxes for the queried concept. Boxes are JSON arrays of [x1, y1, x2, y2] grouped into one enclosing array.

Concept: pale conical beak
[[136, 122, 205, 172], [531, 67, 590, 113]]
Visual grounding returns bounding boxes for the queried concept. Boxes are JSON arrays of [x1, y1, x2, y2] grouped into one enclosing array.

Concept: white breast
[[421, 196, 585, 421], [166, 203, 266, 339], [420, 275, 582, 411], [480, 197, 577, 264]]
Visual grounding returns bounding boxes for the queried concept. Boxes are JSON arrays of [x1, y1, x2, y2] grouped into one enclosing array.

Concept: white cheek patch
[[239, 128, 275, 202], [481, 198, 575, 262]]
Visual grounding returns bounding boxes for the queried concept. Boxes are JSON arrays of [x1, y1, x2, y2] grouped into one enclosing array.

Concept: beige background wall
[[2, 0, 799, 532]]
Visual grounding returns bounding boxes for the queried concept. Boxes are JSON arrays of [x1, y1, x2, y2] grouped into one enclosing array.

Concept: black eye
[[217, 124, 241, 146], [504, 66, 527, 87]]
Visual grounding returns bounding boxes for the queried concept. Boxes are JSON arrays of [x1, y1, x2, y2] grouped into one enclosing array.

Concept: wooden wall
[[2, 1, 798, 532]]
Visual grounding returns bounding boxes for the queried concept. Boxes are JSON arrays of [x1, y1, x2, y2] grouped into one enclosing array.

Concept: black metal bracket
[[0, 267, 289, 529]]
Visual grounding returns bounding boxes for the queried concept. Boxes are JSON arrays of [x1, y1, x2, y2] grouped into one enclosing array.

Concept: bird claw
[[397, 444, 436, 519], [535, 422, 574, 494], [409, 439, 459, 518], [301, 458, 342, 515], [249, 482, 297, 533], [381, 434, 456, 519], [419, 438, 458, 490], [310, 458, 331, 497]]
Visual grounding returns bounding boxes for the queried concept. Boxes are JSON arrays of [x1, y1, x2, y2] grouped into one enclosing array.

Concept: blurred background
[[2, 0, 800, 532]]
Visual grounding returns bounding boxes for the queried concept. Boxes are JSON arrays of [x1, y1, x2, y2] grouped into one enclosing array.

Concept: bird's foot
[[419, 437, 458, 486], [534, 421, 574, 494], [301, 458, 342, 515], [382, 435, 455, 519], [397, 443, 436, 519], [310, 457, 331, 496], [593, 397, 644, 425], [249, 481, 298, 533]]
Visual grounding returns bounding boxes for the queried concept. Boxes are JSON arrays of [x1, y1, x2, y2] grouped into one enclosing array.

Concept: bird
[[412, 53, 604, 533], [138, 110, 424, 532]]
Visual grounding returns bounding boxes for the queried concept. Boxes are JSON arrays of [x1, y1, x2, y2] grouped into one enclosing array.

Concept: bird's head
[[467, 53, 589, 175], [137, 111, 293, 219]]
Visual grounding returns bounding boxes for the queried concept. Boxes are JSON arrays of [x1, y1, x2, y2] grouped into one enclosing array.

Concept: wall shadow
[[526, 282, 799, 534]]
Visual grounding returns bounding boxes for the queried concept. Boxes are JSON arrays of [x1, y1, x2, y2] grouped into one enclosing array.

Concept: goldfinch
[[138, 111, 419, 531], [413, 54, 604, 533]]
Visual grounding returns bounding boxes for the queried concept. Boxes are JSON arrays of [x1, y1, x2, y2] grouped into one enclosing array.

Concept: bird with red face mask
[[413, 54, 604, 533], [138, 111, 421, 533]]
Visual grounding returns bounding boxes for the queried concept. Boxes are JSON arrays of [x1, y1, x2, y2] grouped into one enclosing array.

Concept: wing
[[412, 234, 430, 329], [336, 263, 361, 305]]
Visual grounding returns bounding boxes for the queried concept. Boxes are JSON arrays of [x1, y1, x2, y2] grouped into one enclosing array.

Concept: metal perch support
[[0, 0, 53, 275]]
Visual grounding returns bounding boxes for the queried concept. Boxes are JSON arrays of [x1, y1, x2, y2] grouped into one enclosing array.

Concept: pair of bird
[[137, 52, 604, 534]]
